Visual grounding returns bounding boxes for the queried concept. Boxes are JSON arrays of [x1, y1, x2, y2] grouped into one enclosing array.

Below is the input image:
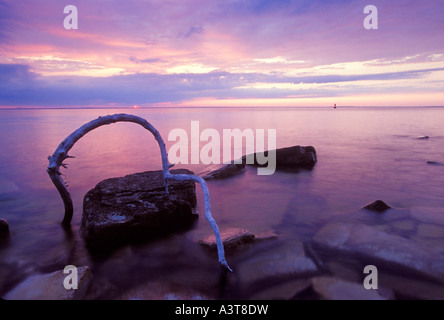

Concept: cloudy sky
[[1, 0, 444, 108]]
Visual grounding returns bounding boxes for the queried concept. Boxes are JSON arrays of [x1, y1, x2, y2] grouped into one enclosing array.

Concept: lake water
[[1, 107, 444, 299]]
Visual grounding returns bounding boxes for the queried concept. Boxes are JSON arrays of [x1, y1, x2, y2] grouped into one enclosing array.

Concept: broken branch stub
[[47, 113, 231, 272]]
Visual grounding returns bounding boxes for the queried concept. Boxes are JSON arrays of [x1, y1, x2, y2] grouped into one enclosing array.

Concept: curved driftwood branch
[[47, 113, 231, 272]]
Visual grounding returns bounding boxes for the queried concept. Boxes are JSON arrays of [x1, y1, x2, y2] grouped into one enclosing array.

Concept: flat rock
[[255, 230, 278, 242], [81, 169, 197, 246], [3, 266, 92, 300], [362, 200, 392, 213], [198, 228, 255, 250], [313, 222, 444, 282], [237, 242, 318, 286], [117, 281, 211, 300], [312, 277, 393, 300], [242, 145, 317, 170], [199, 162, 245, 180]]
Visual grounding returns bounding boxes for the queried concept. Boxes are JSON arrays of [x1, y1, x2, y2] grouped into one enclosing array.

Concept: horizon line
[[1, 105, 444, 110]]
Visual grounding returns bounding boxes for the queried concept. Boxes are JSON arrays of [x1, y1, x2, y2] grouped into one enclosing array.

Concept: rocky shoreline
[[3, 204, 444, 300], [2, 145, 444, 300]]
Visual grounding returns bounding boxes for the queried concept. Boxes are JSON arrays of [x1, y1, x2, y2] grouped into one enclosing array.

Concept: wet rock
[[81, 169, 197, 246], [117, 281, 211, 300], [313, 222, 444, 282], [312, 277, 394, 300], [417, 135, 429, 140], [200, 162, 246, 180], [0, 218, 9, 235], [242, 145, 317, 170], [237, 242, 318, 286], [362, 200, 392, 213], [3, 266, 92, 300], [198, 228, 255, 250]]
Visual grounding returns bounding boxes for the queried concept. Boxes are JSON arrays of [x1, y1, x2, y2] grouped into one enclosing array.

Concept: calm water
[[1, 107, 444, 299]]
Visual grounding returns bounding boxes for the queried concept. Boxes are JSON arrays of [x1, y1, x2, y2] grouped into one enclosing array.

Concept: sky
[[1, 0, 444, 108]]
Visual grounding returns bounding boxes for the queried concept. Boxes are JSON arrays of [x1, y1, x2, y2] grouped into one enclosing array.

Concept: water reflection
[[1, 107, 444, 299]]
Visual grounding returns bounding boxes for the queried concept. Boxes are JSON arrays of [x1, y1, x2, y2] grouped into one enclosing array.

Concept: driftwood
[[47, 113, 232, 272]]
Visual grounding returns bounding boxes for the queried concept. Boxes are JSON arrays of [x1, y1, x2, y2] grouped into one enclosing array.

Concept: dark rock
[[200, 162, 245, 180], [427, 161, 444, 166], [0, 218, 9, 235], [363, 200, 391, 213], [198, 228, 255, 250], [417, 136, 429, 140], [81, 169, 197, 246], [242, 145, 317, 170]]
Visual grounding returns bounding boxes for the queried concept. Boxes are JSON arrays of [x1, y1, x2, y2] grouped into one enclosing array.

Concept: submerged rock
[[81, 169, 197, 246], [249, 279, 312, 300], [199, 162, 246, 180], [237, 241, 318, 287], [362, 200, 392, 213], [198, 228, 255, 250], [313, 222, 444, 282], [410, 207, 444, 226], [417, 135, 429, 140], [242, 145, 317, 170], [416, 224, 444, 239], [3, 266, 92, 300], [312, 277, 394, 300]]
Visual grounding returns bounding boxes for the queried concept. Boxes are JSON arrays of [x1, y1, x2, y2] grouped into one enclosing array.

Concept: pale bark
[[47, 113, 231, 272]]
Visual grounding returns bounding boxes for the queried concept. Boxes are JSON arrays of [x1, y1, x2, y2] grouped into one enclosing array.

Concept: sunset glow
[[1, 0, 444, 107]]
